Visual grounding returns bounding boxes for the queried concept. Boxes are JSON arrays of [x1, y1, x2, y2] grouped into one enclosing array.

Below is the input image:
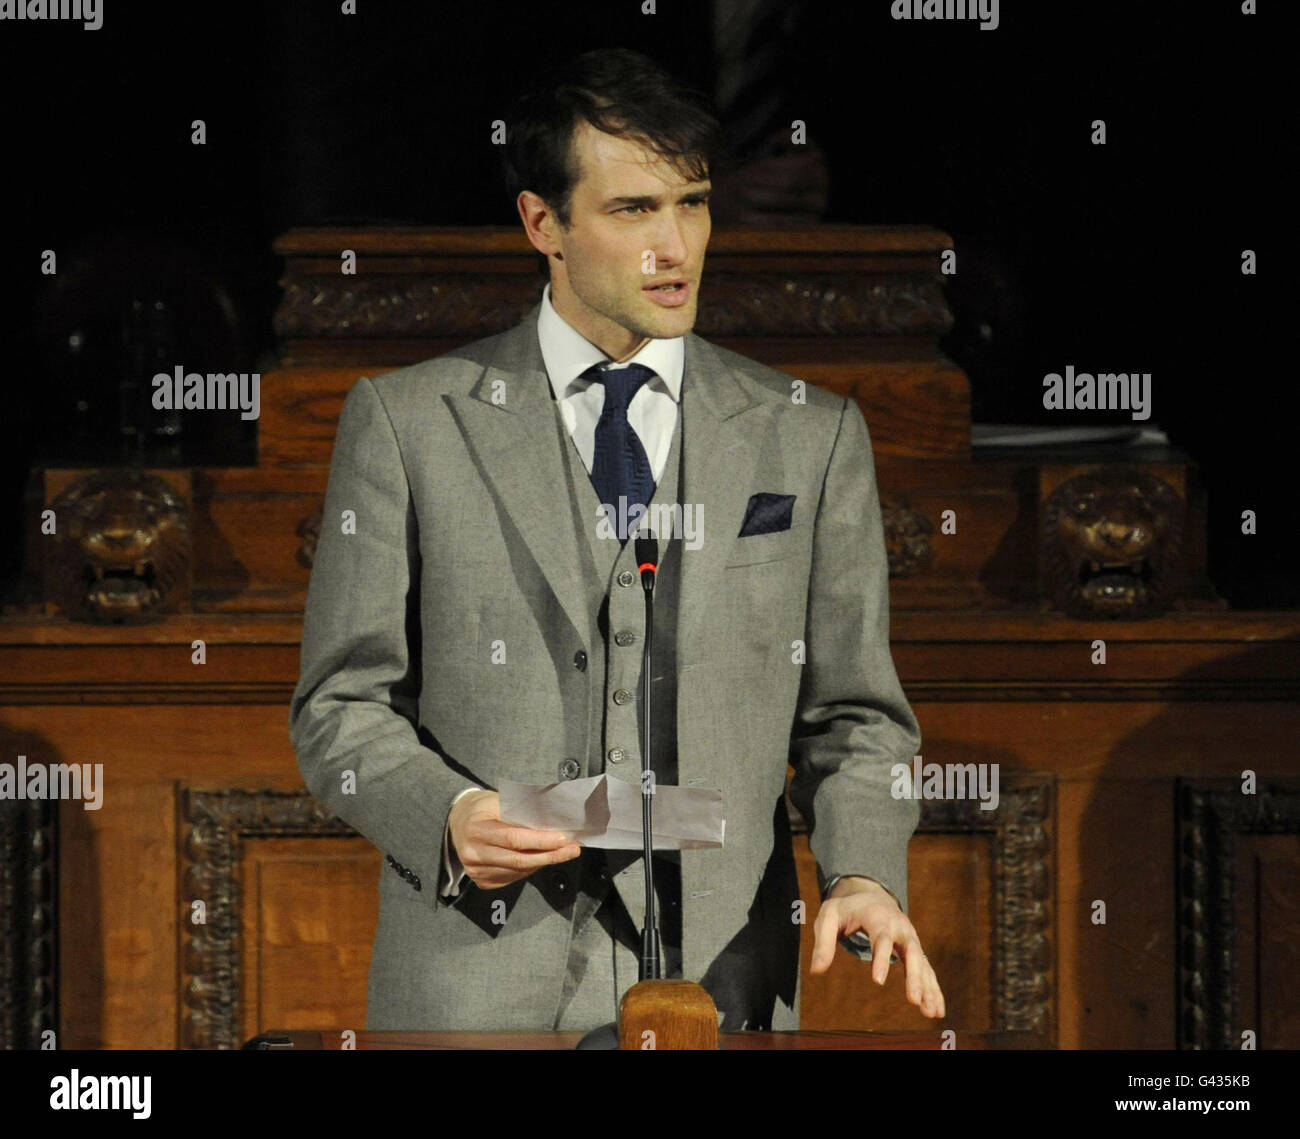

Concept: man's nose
[[649, 214, 690, 266]]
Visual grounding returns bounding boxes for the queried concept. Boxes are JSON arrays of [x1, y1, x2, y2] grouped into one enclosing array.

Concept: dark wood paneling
[[240, 837, 379, 1044], [1, 623, 1296, 1047], [192, 469, 325, 611], [1179, 780, 1300, 1050], [0, 797, 57, 1049]]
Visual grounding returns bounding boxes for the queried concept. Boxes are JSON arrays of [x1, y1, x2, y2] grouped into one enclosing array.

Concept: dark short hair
[[500, 48, 726, 231]]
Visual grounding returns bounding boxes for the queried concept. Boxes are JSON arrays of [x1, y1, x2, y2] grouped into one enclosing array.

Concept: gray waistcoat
[[548, 399, 686, 1028]]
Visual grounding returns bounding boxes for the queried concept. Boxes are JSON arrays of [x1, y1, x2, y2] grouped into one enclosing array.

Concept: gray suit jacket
[[289, 301, 921, 1030]]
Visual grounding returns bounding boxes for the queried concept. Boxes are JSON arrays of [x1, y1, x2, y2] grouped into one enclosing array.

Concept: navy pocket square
[[738, 492, 796, 537]]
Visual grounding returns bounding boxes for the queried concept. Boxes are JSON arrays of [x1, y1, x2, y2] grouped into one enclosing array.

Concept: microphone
[[633, 534, 660, 983], [635, 534, 658, 591]]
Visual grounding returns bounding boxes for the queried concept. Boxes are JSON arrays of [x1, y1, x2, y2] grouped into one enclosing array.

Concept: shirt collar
[[537, 281, 684, 402]]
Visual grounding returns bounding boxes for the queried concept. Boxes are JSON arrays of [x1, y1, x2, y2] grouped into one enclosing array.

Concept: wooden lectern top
[[253, 1030, 1049, 1051]]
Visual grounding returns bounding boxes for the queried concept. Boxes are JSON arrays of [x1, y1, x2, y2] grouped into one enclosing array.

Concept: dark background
[[2, 0, 1290, 604]]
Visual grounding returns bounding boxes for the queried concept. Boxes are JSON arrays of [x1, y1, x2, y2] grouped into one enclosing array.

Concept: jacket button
[[614, 631, 636, 647], [607, 747, 626, 764], [613, 689, 632, 705], [550, 870, 569, 892], [618, 570, 636, 587], [573, 650, 587, 671], [559, 758, 581, 780]]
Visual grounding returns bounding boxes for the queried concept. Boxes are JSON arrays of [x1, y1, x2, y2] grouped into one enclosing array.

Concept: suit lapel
[[674, 332, 767, 671], [445, 305, 593, 647]]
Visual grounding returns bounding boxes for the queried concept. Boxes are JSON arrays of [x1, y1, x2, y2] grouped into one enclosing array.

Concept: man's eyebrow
[[602, 185, 713, 208]]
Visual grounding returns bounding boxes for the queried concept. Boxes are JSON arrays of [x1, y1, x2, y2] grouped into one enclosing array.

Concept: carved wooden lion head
[[47, 470, 190, 623], [1043, 467, 1184, 619]]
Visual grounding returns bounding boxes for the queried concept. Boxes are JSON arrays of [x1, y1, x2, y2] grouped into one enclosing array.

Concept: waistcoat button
[[614, 631, 636, 647], [618, 570, 636, 587], [559, 759, 581, 780], [613, 689, 632, 705], [607, 747, 626, 764]]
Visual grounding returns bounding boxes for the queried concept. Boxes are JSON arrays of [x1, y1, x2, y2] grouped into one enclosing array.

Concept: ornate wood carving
[[701, 275, 953, 338], [0, 798, 58, 1049], [789, 779, 1054, 1037], [274, 274, 953, 343], [1177, 779, 1300, 1050], [296, 506, 323, 569], [45, 469, 192, 623], [1041, 466, 1186, 619], [180, 788, 357, 1050], [880, 496, 934, 577]]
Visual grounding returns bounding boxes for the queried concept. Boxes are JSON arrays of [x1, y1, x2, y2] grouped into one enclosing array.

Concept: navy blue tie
[[587, 362, 657, 543]]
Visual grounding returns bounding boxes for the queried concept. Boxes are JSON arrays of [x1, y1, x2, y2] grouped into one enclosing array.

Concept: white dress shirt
[[440, 283, 686, 896]]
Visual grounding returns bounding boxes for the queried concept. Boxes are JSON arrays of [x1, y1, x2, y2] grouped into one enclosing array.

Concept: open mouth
[[1078, 557, 1152, 600], [84, 561, 161, 612], [644, 279, 691, 305]]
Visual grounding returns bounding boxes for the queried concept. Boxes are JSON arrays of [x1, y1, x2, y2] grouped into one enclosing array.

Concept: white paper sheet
[[497, 773, 724, 850]]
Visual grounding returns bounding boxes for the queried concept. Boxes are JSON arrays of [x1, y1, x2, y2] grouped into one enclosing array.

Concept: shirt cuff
[[440, 787, 482, 898], [823, 873, 901, 908]]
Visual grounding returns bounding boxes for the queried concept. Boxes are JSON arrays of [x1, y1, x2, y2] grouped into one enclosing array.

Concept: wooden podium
[[248, 1030, 1050, 1051]]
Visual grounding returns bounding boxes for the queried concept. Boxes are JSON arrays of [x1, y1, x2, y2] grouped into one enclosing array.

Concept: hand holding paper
[[498, 773, 724, 850]]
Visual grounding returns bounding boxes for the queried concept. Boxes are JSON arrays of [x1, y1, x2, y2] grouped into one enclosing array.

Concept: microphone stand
[[576, 534, 659, 1050], [576, 534, 718, 1049], [637, 533, 661, 983]]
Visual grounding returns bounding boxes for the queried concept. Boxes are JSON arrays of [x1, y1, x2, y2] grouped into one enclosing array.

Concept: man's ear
[[518, 189, 559, 254]]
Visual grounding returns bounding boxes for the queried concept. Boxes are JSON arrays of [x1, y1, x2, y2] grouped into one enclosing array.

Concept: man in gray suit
[[290, 48, 945, 1033]]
